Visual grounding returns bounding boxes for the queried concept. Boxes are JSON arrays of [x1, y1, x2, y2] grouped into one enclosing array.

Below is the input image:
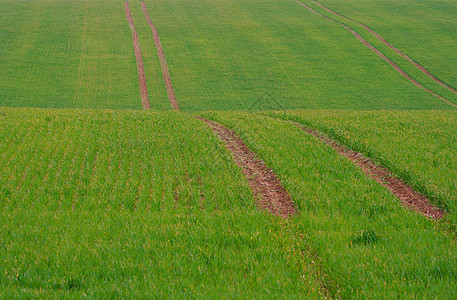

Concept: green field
[[1, 0, 457, 297], [268, 110, 457, 223], [146, 0, 453, 111], [2, 0, 456, 110], [315, 0, 457, 90], [304, 0, 457, 106], [0, 0, 169, 110], [0, 109, 325, 297], [202, 111, 457, 298]]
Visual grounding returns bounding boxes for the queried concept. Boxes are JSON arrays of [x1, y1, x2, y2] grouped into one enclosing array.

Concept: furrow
[[124, 1, 150, 110], [141, 1, 180, 110], [197, 117, 297, 218], [295, 122, 443, 220], [295, 0, 457, 108]]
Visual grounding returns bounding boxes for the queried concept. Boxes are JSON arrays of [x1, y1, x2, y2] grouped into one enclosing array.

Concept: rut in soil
[[295, 122, 443, 220], [312, 0, 457, 96], [295, 0, 457, 108], [124, 1, 150, 110], [141, 1, 180, 110], [197, 117, 297, 218]]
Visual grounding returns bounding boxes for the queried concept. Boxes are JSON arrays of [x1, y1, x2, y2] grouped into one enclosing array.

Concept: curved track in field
[[124, 2, 150, 110], [295, 1, 457, 108], [312, 0, 457, 96], [141, 1, 180, 110], [197, 117, 297, 218], [294, 122, 443, 220]]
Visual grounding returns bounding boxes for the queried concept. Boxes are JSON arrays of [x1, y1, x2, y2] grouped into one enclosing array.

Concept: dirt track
[[295, 123, 443, 220], [312, 0, 457, 96], [197, 117, 297, 218], [141, 1, 180, 110], [124, 2, 150, 110], [295, 0, 457, 108]]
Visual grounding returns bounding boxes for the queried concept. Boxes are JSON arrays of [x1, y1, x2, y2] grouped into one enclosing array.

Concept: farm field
[[3, 0, 456, 111], [144, 0, 456, 111], [2, 108, 457, 297], [1, 0, 457, 297], [313, 0, 457, 91], [0, 0, 169, 110], [201, 112, 457, 298], [268, 110, 457, 225], [0, 108, 324, 297]]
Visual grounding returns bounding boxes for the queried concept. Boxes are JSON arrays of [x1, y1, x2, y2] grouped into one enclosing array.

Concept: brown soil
[[141, 1, 180, 110], [295, 123, 443, 220], [312, 0, 457, 96], [295, 0, 457, 108], [124, 2, 150, 110], [197, 117, 297, 218]]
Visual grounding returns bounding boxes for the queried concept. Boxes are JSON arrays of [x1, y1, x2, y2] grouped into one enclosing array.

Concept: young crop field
[[314, 0, 457, 92], [268, 110, 457, 226], [200, 112, 457, 298], [1, 0, 457, 297], [0, 0, 169, 110], [142, 0, 455, 111], [0, 108, 327, 297]]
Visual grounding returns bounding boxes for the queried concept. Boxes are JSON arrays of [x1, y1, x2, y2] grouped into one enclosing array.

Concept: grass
[[2, 0, 457, 297], [0, 0, 146, 109], [303, 0, 457, 106], [1, 0, 455, 111], [53, 0, 457, 110], [0, 108, 324, 297], [201, 111, 457, 298], [313, 0, 457, 91], [268, 110, 457, 227], [142, 0, 455, 111]]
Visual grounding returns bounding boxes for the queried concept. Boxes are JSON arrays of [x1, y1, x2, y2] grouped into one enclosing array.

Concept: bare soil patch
[[295, 0, 457, 108], [295, 123, 443, 220], [197, 117, 297, 218], [312, 0, 457, 96], [141, 1, 179, 110], [124, 2, 150, 110]]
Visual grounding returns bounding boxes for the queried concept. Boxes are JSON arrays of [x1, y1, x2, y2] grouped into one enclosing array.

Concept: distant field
[[315, 0, 457, 91], [0, 0, 169, 110], [1, 0, 456, 110], [144, 0, 452, 111]]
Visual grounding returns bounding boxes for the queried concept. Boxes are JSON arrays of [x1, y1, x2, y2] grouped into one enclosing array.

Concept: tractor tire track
[[295, 122, 443, 220], [295, 0, 457, 108], [125, 1, 150, 110], [141, 1, 180, 110], [312, 0, 457, 96], [197, 117, 297, 218]]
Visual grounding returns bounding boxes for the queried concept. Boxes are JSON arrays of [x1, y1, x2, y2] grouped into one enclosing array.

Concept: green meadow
[[1, 0, 457, 297]]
